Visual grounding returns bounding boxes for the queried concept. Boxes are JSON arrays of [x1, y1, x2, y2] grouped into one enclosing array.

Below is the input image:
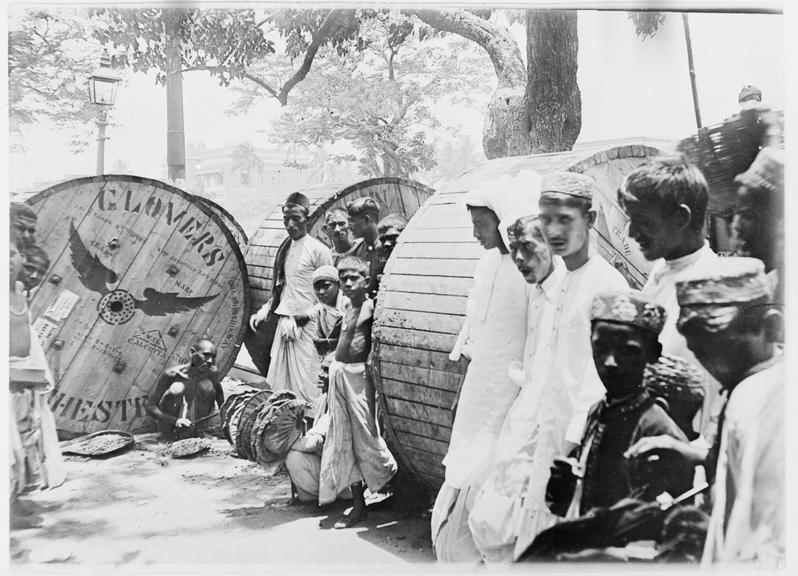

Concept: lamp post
[[88, 50, 121, 175]]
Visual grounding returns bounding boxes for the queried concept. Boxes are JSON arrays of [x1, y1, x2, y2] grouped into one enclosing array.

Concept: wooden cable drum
[[371, 140, 666, 490], [243, 177, 435, 375], [194, 195, 249, 248], [25, 175, 250, 437]]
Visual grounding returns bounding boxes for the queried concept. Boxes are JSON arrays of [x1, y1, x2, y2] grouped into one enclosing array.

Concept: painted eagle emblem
[[68, 220, 219, 323]]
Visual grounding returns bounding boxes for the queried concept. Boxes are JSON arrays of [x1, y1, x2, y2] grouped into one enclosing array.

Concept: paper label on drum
[[32, 317, 59, 348], [44, 289, 80, 321]]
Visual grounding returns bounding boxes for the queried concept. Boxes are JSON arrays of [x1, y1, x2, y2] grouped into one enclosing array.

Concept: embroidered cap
[[676, 257, 771, 333], [284, 191, 311, 212], [734, 147, 784, 194], [644, 354, 705, 398], [540, 172, 597, 200], [738, 84, 762, 103], [312, 265, 340, 285], [590, 290, 667, 335]]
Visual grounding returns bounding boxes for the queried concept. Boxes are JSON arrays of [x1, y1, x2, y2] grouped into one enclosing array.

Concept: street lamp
[[88, 50, 121, 175]]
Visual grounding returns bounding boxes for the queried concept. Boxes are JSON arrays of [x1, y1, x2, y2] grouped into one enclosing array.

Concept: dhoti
[[267, 315, 321, 405], [431, 484, 482, 564], [318, 361, 397, 505]]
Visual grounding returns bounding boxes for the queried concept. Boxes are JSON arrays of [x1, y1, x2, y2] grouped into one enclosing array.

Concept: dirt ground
[[9, 434, 435, 572]]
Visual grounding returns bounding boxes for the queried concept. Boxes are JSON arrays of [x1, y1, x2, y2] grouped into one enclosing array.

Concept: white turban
[[462, 170, 542, 248]]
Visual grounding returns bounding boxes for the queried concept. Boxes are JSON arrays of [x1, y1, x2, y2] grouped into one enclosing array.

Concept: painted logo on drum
[[69, 220, 219, 325]]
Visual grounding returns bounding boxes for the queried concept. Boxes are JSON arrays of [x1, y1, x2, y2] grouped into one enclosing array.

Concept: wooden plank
[[400, 228, 476, 244], [387, 414, 452, 443], [401, 449, 446, 477], [382, 378, 456, 409], [375, 326, 457, 353], [394, 430, 449, 457], [380, 361, 463, 392], [388, 258, 478, 278], [397, 242, 483, 260], [378, 291, 467, 316], [385, 397, 452, 427], [381, 274, 473, 296], [377, 308, 463, 335], [412, 215, 472, 229], [376, 344, 454, 372]]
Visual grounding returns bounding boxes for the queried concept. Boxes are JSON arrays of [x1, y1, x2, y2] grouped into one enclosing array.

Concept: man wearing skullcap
[[512, 171, 629, 558], [675, 257, 783, 566], [732, 147, 784, 305], [431, 173, 539, 563], [249, 192, 332, 404], [544, 291, 692, 521], [618, 157, 722, 446], [737, 85, 762, 110]]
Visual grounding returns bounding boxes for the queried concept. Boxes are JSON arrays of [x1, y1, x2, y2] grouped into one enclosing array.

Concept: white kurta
[[267, 235, 332, 404], [642, 242, 722, 441], [512, 252, 628, 559], [431, 249, 528, 562], [702, 355, 784, 567], [468, 258, 566, 563]]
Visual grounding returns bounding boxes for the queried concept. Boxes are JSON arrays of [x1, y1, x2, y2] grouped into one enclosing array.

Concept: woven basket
[[677, 107, 783, 216]]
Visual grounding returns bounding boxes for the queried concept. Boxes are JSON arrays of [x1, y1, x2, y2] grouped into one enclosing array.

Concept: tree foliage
[[8, 8, 104, 152], [628, 11, 667, 40], [230, 12, 492, 177]]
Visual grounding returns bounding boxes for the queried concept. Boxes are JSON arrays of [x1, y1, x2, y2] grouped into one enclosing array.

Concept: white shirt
[[528, 252, 629, 445], [274, 235, 333, 316], [703, 355, 784, 567], [642, 242, 722, 440]]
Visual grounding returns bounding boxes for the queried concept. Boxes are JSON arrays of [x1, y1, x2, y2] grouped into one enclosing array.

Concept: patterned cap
[[284, 191, 310, 212], [738, 85, 762, 103], [734, 147, 784, 194], [590, 290, 667, 335], [644, 354, 705, 397], [676, 257, 771, 333], [312, 265, 339, 285], [540, 172, 597, 200]]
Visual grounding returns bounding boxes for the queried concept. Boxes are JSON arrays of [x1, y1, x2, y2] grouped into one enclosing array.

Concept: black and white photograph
[[6, 0, 788, 572]]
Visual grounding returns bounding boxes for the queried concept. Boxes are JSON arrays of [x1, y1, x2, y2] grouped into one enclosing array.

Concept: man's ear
[[764, 307, 784, 343], [363, 274, 372, 288], [673, 203, 693, 232], [586, 209, 597, 229]]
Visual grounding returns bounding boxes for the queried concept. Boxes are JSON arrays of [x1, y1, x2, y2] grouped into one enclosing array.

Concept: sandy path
[[10, 437, 434, 570]]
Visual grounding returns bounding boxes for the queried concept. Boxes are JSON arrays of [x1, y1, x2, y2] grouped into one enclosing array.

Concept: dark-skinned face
[[347, 213, 369, 239], [326, 212, 350, 243], [591, 320, 658, 397], [538, 195, 592, 258], [731, 186, 773, 261], [190, 340, 217, 374], [283, 205, 308, 240], [509, 221, 553, 284], [468, 207, 503, 251], [678, 314, 753, 388], [313, 279, 339, 307], [20, 257, 48, 291], [339, 267, 369, 300], [378, 233, 400, 258], [13, 215, 37, 248], [622, 200, 684, 262]]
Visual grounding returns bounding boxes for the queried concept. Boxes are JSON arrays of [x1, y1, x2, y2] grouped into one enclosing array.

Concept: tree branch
[[242, 71, 280, 101], [407, 9, 526, 89]]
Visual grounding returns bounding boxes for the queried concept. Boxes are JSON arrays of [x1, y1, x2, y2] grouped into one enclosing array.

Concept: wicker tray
[[60, 430, 135, 457], [169, 437, 213, 458]]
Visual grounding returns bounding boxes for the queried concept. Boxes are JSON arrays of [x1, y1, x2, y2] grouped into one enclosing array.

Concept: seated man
[[285, 354, 340, 503], [146, 339, 224, 441], [318, 256, 397, 527], [546, 291, 693, 520], [293, 265, 347, 359]]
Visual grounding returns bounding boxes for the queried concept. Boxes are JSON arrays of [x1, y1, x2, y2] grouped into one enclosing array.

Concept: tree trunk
[[409, 9, 531, 160], [525, 10, 581, 153]]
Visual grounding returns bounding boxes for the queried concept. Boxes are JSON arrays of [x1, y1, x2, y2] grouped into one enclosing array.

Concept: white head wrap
[[462, 170, 543, 248]]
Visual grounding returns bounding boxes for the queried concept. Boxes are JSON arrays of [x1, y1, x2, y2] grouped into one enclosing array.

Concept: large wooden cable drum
[[26, 175, 250, 436], [243, 177, 435, 374], [371, 140, 666, 490], [195, 196, 249, 248]]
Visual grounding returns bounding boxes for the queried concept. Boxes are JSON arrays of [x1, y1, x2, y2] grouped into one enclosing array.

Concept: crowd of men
[[9, 111, 785, 565], [432, 145, 784, 566]]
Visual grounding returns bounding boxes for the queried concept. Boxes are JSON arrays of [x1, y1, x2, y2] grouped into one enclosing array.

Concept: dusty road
[[9, 435, 435, 571]]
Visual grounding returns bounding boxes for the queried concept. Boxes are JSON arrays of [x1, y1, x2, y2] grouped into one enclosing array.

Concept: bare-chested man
[[146, 339, 224, 441], [318, 256, 397, 527]]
